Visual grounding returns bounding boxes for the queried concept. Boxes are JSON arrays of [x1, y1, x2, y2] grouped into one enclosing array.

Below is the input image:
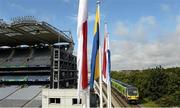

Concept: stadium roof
[[0, 17, 73, 47]]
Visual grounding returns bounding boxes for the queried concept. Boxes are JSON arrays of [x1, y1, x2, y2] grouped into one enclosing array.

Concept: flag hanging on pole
[[90, 3, 100, 89], [103, 23, 112, 108], [102, 23, 107, 83], [102, 23, 111, 83], [77, 0, 88, 97]]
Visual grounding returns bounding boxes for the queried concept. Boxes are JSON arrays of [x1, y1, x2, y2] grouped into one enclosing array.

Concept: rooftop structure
[[0, 16, 73, 47]]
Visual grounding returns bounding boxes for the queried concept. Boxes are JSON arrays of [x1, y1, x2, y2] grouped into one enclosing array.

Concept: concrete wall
[[42, 89, 84, 108]]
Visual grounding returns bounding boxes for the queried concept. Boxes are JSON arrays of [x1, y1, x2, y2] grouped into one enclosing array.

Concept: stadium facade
[[0, 16, 81, 107]]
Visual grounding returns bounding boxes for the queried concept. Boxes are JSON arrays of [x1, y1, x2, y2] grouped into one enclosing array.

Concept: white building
[[42, 88, 89, 108]]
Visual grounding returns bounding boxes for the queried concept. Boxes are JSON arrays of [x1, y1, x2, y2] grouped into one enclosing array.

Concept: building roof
[[0, 17, 73, 47]]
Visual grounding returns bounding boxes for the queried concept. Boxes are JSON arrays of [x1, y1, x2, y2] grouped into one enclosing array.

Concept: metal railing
[[0, 19, 8, 28], [42, 21, 72, 41], [10, 16, 38, 25]]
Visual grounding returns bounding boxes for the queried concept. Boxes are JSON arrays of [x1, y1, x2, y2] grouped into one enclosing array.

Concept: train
[[111, 79, 139, 103]]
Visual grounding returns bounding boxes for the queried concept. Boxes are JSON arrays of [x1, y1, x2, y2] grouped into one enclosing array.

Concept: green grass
[[141, 98, 159, 107]]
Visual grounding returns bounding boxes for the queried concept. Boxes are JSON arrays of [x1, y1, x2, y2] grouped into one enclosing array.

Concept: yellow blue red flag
[[90, 4, 100, 89]]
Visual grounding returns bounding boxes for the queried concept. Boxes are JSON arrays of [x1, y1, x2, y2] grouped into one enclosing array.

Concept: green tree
[[142, 66, 168, 100]]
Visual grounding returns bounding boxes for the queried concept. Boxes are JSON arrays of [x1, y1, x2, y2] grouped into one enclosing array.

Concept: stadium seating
[[27, 47, 51, 67], [3, 48, 30, 67], [0, 48, 12, 64], [0, 47, 51, 68]]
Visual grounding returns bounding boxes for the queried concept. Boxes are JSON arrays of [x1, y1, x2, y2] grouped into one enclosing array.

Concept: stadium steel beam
[[0, 35, 18, 46], [50, 46, 77, 89], [41, 22, 73, 43], [9, 26, 48, 45], [11, 23, 52, 43], [1, 17, 73, 46], [0, 33, 27, 46], [8, 27, 37, 45]]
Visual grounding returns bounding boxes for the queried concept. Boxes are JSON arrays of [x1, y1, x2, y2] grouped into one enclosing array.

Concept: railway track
[[111, 87, 127, 107], [103, 83, 127, 107]]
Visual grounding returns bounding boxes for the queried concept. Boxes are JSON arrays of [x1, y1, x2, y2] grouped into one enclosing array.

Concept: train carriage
[[112, 79, 139, 104]]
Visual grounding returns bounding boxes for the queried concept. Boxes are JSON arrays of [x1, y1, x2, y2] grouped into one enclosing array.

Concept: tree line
[[111, 66, 180, 107]]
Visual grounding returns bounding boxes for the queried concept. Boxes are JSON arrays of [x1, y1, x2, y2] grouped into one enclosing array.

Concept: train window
[[128, 88, 138, 96]]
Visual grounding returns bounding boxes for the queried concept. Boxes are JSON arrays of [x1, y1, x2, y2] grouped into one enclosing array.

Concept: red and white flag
[[77, 0, 88, 97], [102, 23, 111, 84], [102, 23, 112, 108]]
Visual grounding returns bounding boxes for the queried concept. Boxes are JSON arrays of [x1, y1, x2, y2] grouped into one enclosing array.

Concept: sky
[[0, 0, 180, 70]]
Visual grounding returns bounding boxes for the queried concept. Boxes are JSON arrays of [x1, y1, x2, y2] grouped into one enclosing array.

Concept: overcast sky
[[0, 0, 180, 70]]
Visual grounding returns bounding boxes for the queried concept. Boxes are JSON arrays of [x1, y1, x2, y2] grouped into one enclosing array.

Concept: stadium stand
[[27, 47, 51, 67], [0, 47, 51, 68], [0, 16, 77, 87], [0, 48, 12, 65], [2, 48, 30, 67]]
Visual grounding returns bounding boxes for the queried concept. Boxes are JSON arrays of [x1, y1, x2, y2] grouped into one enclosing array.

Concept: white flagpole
[[82, 90, 88, 108], [99, 46, 103, 108], [107, 75, 112, 108], [106, 24, 111, 108], [97, 1, 103, 108]]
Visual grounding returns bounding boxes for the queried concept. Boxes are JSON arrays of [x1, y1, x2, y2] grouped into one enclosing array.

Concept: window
[[79, 99, 82, 104], [128, 88, 138, 96], [49, 98, 61, 104], [49, 98, 55, 104], [72, 98, 81, 105], [56, 98, 60, 103], [72, 98, 77, 104]]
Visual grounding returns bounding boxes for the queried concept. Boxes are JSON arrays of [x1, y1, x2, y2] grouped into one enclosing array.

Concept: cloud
[[139, 16, 156, 25], [75, 15, 180, 70], [68, 13, 95, 22], [160, 4, 171, 12], [114, 22, 129, 36], [113, 16, 157, 42], [176, 16, 180, 34], [133, 16, 157, 40], [111, 35, 180, 70], [110, 16, 180, 70]]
